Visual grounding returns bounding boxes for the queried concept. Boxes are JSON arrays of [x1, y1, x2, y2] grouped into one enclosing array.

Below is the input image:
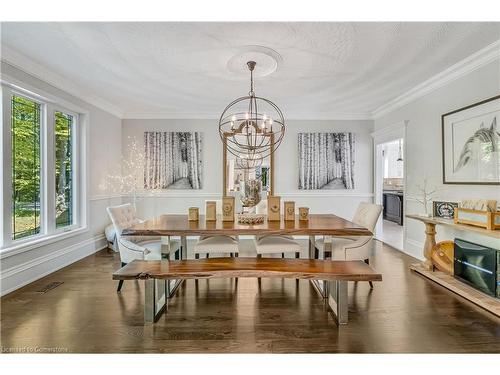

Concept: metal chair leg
[[117, 262, 126, 292], [364, 259, 374, 289], [195, 253, 200, 260]]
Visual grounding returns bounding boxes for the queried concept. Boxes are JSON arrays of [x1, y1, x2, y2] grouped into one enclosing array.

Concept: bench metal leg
[[144, 279, 168, 324], [328, 280, 348, 325]]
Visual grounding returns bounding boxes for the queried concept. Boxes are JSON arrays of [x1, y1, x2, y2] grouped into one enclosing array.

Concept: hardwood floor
[[1, 240, 499, 353]]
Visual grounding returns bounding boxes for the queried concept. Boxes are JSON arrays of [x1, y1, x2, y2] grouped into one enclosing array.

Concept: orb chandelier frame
[[219, 61, 285, 160]]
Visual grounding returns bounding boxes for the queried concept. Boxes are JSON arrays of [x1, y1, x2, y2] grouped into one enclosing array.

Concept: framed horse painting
[[442, 95, 500, 185]]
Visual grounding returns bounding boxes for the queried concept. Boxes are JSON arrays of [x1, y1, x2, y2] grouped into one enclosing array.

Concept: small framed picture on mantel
[[432, 201, 458, 219], [442, 95, 500, 185]]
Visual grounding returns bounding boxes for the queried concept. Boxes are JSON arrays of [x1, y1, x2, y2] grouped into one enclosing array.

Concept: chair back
[[106, 203, 141, 243], [352, 202, 382, 232]]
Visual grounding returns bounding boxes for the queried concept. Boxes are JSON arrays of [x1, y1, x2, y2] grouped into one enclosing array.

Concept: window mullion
[[45, 104, 56, 234]]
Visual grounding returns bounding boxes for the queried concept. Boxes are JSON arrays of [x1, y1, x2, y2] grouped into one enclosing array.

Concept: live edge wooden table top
[[122, 214, 372, 237]]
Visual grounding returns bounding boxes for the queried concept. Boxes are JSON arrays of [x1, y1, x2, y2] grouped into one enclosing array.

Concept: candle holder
[[188, 207, 199, 221], [299, 207, 309, 221]]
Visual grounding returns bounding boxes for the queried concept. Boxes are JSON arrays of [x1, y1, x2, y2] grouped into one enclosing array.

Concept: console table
[[406, 214, 500, 317]]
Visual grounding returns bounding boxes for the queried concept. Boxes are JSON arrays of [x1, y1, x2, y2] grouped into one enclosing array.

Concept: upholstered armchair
[[106, 203, 180, 291], [315, 202, 382, 287]]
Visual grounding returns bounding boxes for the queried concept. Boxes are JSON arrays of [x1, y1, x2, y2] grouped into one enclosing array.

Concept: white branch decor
[[298, 132, 355, 190], [144, 132, 203, 190], [99, 136, 145, 206], [413, 177, 440, 216]]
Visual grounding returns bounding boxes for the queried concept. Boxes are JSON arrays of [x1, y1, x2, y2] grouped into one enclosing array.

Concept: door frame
[[371, 120, 408, 249]]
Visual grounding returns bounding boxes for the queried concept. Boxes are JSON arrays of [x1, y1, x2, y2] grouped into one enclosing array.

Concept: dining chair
[[253, 199, 302, 259], [107, 203, 181, 292], [315, 202, 382, 288], [193, 200, 239, 259]]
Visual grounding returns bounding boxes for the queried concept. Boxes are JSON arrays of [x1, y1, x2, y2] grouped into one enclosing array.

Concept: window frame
[[51, 107, 79, 234], [1, 81, 88, 253]]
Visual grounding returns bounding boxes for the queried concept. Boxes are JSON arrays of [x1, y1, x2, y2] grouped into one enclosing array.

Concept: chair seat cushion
[[137, 239, 180, 260], [315, 236, 373, 260], [254, 236, 301, 255], [315, 237, 356, 252], [194, 236, 239, 254], [105, 224, 116, 242]]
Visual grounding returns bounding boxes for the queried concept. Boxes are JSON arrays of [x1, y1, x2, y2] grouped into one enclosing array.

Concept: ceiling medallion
[[218, 61, 285, 161]]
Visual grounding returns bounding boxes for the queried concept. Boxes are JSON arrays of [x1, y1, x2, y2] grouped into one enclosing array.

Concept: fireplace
[[454, 239, 500, 298]]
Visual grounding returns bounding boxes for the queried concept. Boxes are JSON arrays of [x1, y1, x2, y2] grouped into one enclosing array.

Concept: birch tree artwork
[[298, 132, 355, 189], [144, 132, 203, 189]]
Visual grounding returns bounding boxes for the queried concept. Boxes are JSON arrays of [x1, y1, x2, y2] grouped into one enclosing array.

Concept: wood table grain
[[113, 258, 382, 282], [122, 214, 373, 237]]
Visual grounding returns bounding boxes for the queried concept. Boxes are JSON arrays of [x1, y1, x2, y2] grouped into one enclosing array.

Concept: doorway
[[373, 121, 407, 252]]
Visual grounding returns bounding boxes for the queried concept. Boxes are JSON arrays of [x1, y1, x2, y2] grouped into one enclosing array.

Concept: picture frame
[[432, 201, 458, 219], [441, 95, 500, 185]]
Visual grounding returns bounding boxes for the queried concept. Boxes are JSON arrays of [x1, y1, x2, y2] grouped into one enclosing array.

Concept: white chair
[[315, 202, 382, 288], [107, 203, 181, 292], [253, 199, 302, 258], [194, 200, 239, 259]]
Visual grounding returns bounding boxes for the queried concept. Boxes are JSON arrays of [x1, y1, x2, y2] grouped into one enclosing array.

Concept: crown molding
[[1, 46, 123, 118], [372, 39, 500, 119], [3, 38, 498, 122], [122, 111, 373, 121], [371, 120, 408, 140]]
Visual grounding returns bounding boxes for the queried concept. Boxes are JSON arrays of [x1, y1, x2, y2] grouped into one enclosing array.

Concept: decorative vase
[[239, 178, 262, 212]]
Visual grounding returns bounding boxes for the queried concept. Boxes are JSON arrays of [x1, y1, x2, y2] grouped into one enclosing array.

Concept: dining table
[[122, 213, 373, 298]]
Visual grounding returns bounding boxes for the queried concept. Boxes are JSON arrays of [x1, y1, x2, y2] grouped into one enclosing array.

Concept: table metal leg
[[328, 280, 348, 325], [308, 235, 315, 259], [181, 236, 188, 260]]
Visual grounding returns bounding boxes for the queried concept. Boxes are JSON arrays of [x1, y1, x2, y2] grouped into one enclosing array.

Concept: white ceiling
[[1, 22, 499, 119]]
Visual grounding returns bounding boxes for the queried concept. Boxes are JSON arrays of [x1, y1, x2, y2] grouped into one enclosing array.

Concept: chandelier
[[219, 61, 285, 160]]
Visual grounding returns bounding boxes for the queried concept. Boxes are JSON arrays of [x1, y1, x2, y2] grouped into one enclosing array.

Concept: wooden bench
[[113, 258, 382, 325]]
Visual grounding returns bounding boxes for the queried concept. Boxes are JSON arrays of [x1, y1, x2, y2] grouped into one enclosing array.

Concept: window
[[1, 84, 84, 250], [11, 95, 42, 240], [54, 111, 74, 229]]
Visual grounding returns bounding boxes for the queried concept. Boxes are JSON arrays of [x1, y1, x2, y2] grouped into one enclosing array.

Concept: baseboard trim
[[1, 235, 107, 297], [404, 238, 426, 261]]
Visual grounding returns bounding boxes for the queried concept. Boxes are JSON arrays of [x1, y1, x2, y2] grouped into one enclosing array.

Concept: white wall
[[122, 119, 374, 220], [374, 60, 500, 259], [0, 63, 122, 295]]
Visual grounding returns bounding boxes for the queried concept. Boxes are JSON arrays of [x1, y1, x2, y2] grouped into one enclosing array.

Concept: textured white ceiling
[[1, 22, 499, 119]]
